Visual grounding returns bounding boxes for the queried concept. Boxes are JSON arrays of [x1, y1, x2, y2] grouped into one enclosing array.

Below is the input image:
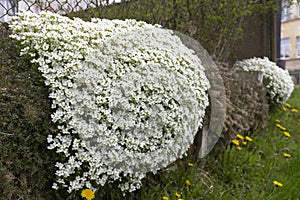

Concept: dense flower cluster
[[10, 11, 210, 192], [235, 57, 294, 104]]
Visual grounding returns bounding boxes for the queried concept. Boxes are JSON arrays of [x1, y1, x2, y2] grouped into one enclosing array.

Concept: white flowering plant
[[9, 11, 210, 193], [235, 57, 294, 105]]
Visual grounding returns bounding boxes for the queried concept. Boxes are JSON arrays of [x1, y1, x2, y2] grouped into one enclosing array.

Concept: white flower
[[235, 57, 294, 104], [9, 11, 210, 193], [52, 183, 58, 190]]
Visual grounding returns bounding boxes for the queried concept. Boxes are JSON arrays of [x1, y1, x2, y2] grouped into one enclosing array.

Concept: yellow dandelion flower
[[275, 119, 280, 123], [231, 139, 240, 145], [281, 127, 287, 131], [242, 141, 247, 146], [283, 131, 291, 137], [285, 102, 291, 108], [282, 107, 287, 112], [236, 134, 244, 140], [81, 189, 95, 200], [291, 108, 298, 113], [245, 136, 253, 142], [283, 153, 292, 158], [237, 146, 243, 151], [188, 163, 194, 167], [276, 124, 287, 131], [185, 180, 191, 186], [273, 180, 283, 187], [163, 196, 169, 200], [175, 192, 181, 197]]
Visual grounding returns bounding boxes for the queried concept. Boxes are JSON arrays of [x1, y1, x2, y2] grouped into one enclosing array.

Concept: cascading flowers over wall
[[235, 57, 294, 105], [9, 11, 210, 193]]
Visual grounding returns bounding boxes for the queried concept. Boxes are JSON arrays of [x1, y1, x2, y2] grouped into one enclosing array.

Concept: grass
[[128, 86, 300, 200]]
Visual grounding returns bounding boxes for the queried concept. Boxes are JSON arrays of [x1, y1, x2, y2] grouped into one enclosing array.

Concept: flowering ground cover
[[235, 57, 294, 105], [9, 11, 210, 195], [0, 12, 299, 199]]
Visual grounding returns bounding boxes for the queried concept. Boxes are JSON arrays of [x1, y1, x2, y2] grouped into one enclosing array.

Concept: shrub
[[0, 23, 58, 200], [10, 11, 210, 193], [219, 63, 269, 136], [234, 57, 294, 105], [69, 0, 279, 62]]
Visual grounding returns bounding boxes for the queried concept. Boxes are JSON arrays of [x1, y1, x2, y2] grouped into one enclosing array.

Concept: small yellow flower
[[283, 153, 292, 158], [236, 134, 244, 140], [175, 192, 181, 197], [163, 196, 169, 200], [231, 139, 240, 145], [285, 102, 291, 108], [282, 107, 287, 112], [188, 163, 194, 167], [178, 199, 184, 200], [291, 108, 298, 113], [185, 180, 191, 186], [242, 141, 247, 146], [276, 124, 287, 131], [245, 136, 253, 142], [283, 131, 291, 137], [275, 119, 280, 123], [81, 189, 95, 200], [237, 146, 243, 151], [273, 180, 283, 187]]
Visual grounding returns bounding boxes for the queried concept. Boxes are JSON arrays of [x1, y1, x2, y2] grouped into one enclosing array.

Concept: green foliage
[[211, 87, 300, 200], [0, 23, 61, 200], [69, 0, 279, 62]]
